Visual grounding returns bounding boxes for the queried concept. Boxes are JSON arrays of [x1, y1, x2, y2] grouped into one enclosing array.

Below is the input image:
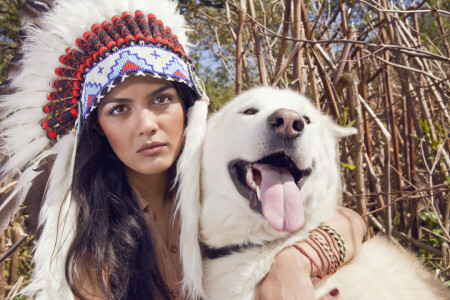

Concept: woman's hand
[[255, 246, 315, 300], [255, 248, 343, 300], [255, 207, 366, 299]]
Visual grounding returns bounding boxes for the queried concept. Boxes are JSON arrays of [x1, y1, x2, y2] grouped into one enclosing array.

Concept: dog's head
[[200, 87, 356, 246]]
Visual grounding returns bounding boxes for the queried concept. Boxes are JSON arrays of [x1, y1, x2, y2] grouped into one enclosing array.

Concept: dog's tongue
[[253, 163, 305, 232]]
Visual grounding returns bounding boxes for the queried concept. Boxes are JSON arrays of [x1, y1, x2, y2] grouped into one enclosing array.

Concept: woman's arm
[[255, 207, 366, 300]]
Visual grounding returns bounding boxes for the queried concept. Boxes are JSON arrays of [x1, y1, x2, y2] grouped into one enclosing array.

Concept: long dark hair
[[66, 81, 197, 300]]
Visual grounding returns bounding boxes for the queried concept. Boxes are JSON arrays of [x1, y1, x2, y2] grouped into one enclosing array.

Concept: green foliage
[[338, 107, 356, 127], [445, 175, 450, 184], [340, 162, 356, 170], [419, 209, 444, 256], [200, 65, 235, 111], [418, 119, 448, 165], [414, 0, 450, 55], [0, 0, 21, 82]]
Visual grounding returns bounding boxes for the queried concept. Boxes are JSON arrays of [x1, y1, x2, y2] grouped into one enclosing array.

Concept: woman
[[68, 76, 195, 299], [0, 0, 365, 299]]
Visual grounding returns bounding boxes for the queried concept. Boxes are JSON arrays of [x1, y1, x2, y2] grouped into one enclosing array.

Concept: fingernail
[[329, 288, 339, 296]]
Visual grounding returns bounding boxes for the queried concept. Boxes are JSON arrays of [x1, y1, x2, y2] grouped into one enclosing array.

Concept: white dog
[[177, 87, 448, 299]]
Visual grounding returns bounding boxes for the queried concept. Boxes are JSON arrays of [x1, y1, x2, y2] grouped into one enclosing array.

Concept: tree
[[0, 0, 21, 82]]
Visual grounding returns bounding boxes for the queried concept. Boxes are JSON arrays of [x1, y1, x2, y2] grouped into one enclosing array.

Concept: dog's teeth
[[246, 164, 260, 191], [256, 186, 261, 200], [246, 165, 253, 180]]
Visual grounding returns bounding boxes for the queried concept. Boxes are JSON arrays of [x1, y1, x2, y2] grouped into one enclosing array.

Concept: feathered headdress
[[0, 0, 206, 298]]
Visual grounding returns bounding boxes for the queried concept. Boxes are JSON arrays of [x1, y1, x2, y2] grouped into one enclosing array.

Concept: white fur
[[313, 236, 448, 299], [200, 88, 347, 249], [176, 100, 208, 299], [0, 0, 194, 298], [180, 87, 447, 299]]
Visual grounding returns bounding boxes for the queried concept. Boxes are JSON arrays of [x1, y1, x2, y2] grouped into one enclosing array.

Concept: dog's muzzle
[[228, 152, 311, 232]]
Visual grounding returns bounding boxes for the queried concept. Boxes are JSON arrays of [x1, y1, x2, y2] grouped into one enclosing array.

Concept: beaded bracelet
[[310, 231, 333, 271], [309, 233, 338, 274], [292, 244, 324, 279], [319, 225, 346, 263], [316, 228, 344, 267]]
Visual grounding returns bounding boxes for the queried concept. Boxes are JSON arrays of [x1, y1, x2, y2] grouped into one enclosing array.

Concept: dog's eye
[[303, 116, 311, 124], [243, 108, 258, 115]]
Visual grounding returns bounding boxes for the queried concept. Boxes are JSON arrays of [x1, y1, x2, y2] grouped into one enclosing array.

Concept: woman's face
[[97, 76, 185, 177]]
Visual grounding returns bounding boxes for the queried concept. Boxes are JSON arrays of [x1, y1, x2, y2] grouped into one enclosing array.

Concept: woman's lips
[[137, 141, 166, 155]]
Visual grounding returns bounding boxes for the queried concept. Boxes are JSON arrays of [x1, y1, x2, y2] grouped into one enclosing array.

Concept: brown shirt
[[135, 192, 184, 299]]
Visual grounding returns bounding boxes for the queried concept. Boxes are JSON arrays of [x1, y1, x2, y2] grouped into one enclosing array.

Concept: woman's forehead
[[102, 76, 176, 100], [114, 76, 174, 89]]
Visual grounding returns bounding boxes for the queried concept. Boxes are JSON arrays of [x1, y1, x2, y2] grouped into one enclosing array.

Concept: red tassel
[[102, 21, 126, 48], [59, 56, 87, 73], [52, 80, 82, 90], [122, 12, 145, 45], [92, 24, 118, 51], [135, 10, 153, 44], [148, 14, 163, 44], [167, 32, 184, 59], [55, 68, 84, 80], [66, 48, 95, 68], [112, 16, 136, 46], [41, 107, 78, 130], [76, 38, 102, 62], [47, 118, 77, 139], [83, 32, 110, 57], [47, 130, 57, 139], [43, 98, 78, 113], [47, 89, 81, 101], [156, 21, 173, 51]]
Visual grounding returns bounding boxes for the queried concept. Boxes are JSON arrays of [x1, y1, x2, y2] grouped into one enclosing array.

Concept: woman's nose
[[137, 109, 158, 136]]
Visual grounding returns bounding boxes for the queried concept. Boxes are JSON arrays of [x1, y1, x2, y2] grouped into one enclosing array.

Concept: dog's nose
[[267, 109, 304, 139]]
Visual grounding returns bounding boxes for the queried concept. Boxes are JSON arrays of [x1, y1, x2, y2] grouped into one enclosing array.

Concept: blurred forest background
[[0, 0, 449, 298]]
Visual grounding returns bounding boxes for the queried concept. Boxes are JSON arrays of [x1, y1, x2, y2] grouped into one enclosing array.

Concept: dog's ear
[[323, 115, 358, 139]]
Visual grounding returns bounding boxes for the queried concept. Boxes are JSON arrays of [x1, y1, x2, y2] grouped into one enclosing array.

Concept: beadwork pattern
[[42, 10, 193, 139]]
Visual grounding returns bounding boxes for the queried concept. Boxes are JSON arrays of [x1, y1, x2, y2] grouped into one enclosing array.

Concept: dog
[[185, 87, 448, 299]]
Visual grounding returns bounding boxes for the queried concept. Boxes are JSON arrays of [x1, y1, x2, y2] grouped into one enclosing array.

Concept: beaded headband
[[41, 11, 204, 139]]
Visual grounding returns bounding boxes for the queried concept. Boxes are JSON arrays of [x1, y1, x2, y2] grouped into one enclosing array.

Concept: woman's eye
[[109, 105, 127, 115], [303, 116, 311, 124], [243, 108, 258, 115], [154, 95, 173, 104]]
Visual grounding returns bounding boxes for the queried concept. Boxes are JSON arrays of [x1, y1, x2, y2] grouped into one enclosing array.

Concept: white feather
[[20, 134, 77, 299]]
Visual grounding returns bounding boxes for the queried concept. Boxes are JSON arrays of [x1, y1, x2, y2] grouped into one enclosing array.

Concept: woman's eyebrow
[[100, 98, 132, 107], [100, 85, 174, 107], [147, 85, 174, 98]]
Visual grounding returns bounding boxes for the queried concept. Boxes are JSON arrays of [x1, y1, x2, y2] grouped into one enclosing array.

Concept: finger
[[318, 288, 342, 300]]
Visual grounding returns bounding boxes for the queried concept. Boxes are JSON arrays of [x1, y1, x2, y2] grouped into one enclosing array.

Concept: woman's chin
[[126, 160, 174, 177]]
